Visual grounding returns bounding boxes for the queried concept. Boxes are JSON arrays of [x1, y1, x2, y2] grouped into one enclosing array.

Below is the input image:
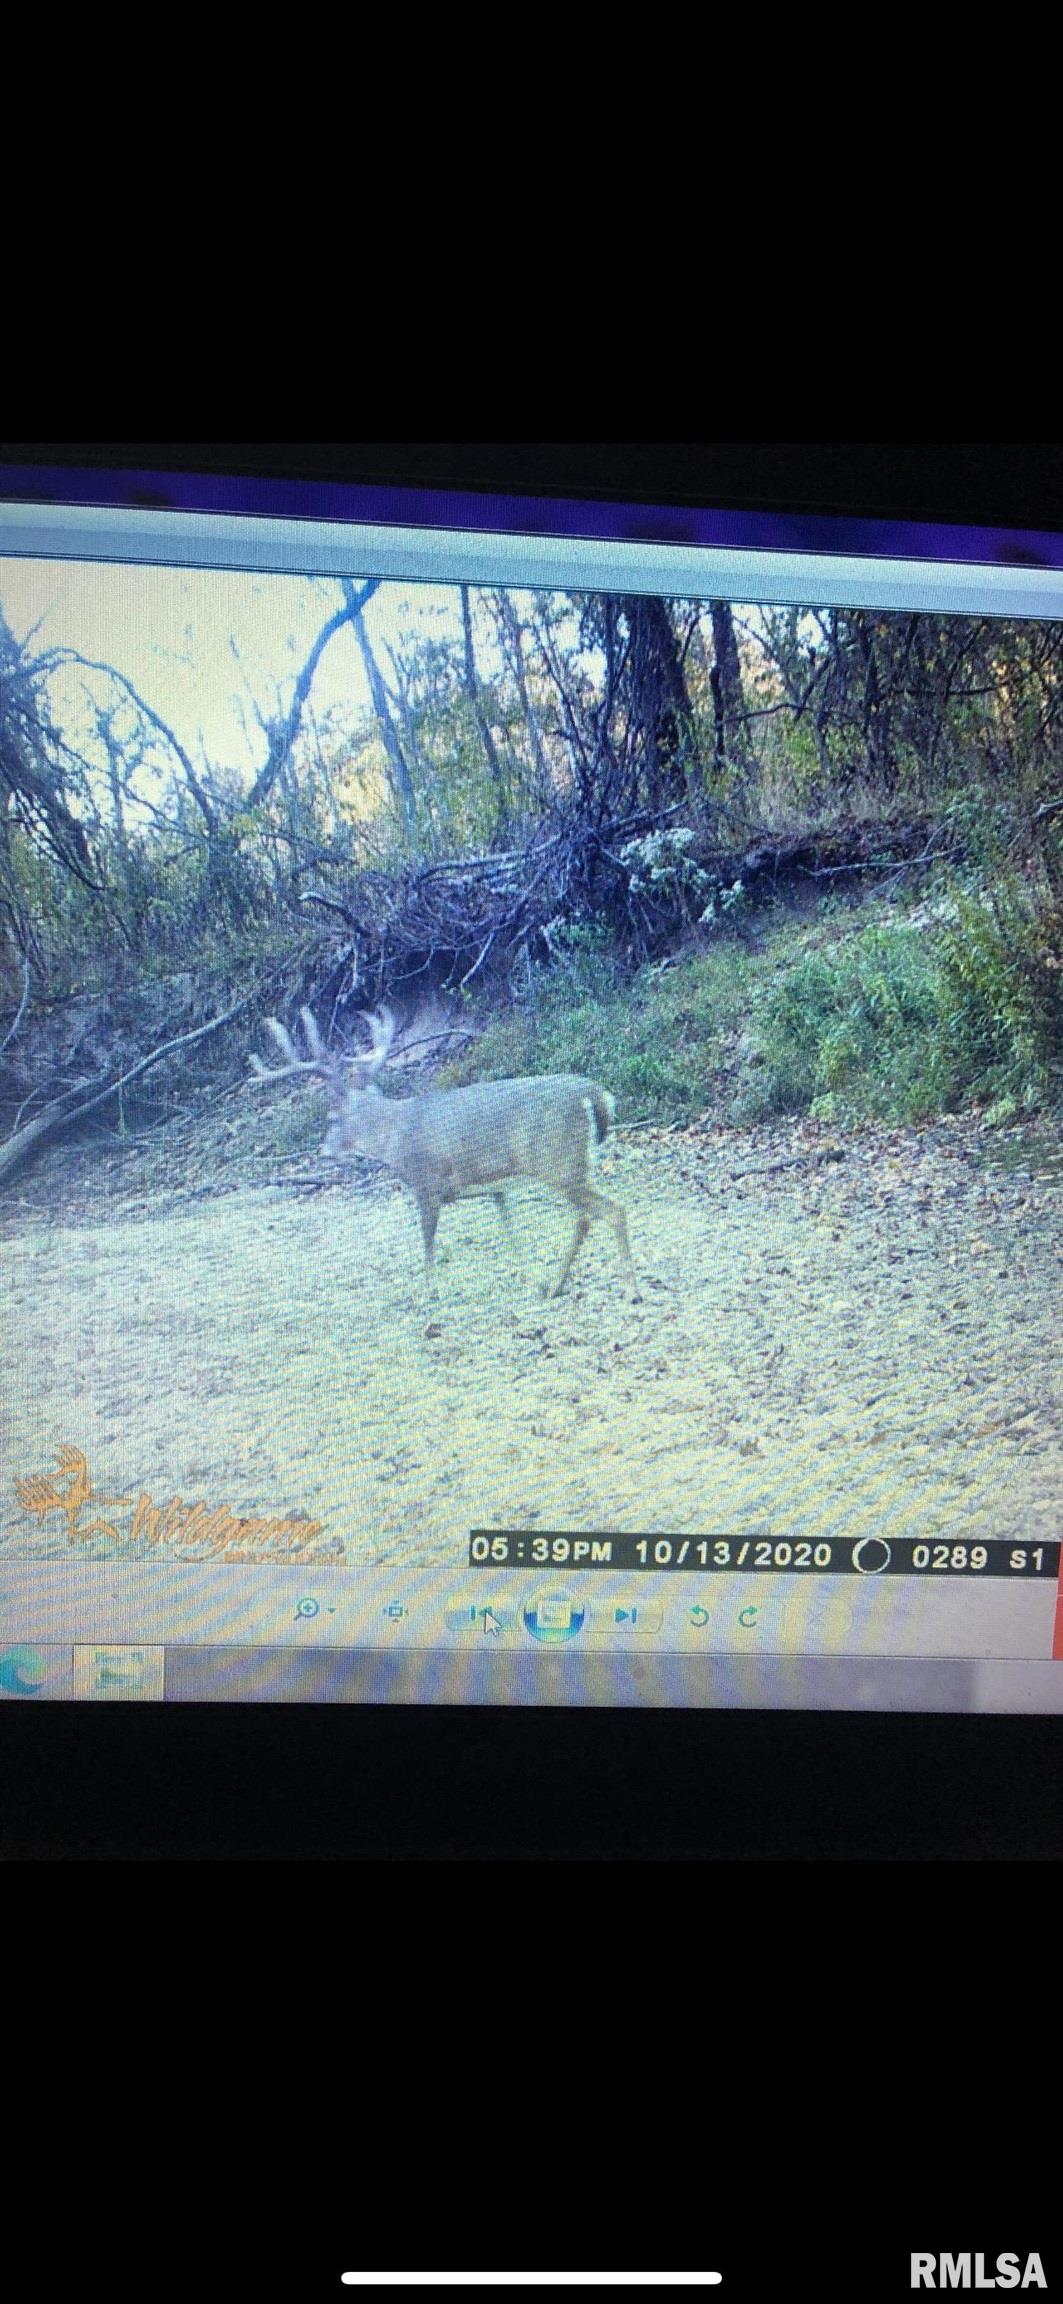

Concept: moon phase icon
[[852, 1538, 891, 1575]]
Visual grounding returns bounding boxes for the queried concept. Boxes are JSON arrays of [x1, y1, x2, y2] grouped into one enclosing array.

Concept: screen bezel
[[2, 438, 1062, 1862]]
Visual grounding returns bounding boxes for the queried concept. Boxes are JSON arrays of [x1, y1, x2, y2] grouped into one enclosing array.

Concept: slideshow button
[[522, 1588, 587, 1643]]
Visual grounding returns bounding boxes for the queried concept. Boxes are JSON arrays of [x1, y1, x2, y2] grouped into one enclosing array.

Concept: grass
[[441, 940, 762, 1119], [748, 917, 952, 1122], [442, 880, 1063, 1130]]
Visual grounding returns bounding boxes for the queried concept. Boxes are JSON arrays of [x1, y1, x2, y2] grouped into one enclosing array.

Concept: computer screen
[[1, 459, 1060, 1713]]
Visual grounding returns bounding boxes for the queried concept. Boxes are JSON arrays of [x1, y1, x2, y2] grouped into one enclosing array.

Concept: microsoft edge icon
[[0, 1646, 47, 1695]]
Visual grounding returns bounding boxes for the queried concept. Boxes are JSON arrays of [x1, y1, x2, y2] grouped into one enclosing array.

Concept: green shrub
[[937, 879, 1063, 1112], [538, 916, 622, 1003], [440, 886, 1063, 1131], [442, 951, 744, 1118], [746, 923, 952, 1122]]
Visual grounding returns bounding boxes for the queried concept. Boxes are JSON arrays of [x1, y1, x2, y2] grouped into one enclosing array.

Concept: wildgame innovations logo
[[911, 2258, 1048, 2291], [12, 1444, 340, 1561]]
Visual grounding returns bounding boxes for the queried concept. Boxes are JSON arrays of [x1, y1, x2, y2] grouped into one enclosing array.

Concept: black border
[[5, 439, 1063, 528], [2, 441, 1062, 1864], [2, 1688, 1063, 1859]]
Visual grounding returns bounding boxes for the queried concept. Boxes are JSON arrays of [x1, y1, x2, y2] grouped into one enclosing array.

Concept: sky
[[0, 556, 778, 822], [0, 558, 471, 784]]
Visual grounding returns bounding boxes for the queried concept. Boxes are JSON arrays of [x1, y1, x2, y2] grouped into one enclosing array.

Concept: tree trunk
[[709, 600, 750, 777], [854, 612, 894, 789], [246, 581, 380, 814], [624, 596, 696, 804], [348, 603, 417, 828], [460, 584, 508, 832], [497, 592, 550, 797]]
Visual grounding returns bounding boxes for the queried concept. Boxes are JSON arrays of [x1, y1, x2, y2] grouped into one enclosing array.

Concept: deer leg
[[492, 1191, 524, 1270], [601, 1194, 639, 1297], [549, 1204, 591, 1297], [417, 1195, 441, 1296], [559, 1184, 639, 1299]]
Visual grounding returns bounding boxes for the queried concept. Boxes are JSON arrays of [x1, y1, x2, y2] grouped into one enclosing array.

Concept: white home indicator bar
[[340, 2279, 723, 2289]]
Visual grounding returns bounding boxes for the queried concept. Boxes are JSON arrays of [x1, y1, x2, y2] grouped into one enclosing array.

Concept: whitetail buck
[[250, 1007, 637, 1299]]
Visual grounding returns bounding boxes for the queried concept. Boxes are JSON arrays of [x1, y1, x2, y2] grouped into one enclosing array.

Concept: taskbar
[[2, 1644, 1063, 1710]]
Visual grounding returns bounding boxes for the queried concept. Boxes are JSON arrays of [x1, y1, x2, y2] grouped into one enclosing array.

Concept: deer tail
[[584, 1086, 615, 1147]]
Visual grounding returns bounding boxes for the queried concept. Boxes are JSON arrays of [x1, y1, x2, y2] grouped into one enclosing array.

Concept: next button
[[611, 1601, 663, 1634]]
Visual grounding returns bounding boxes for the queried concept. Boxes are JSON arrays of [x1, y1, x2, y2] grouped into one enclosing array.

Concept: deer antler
[[249, 1011, 347, 1099], [356, 1007, 396, 1080], [250, 1006, 398, 1099]]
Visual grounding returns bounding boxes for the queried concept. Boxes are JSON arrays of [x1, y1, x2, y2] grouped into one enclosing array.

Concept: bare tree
[[0, 609, 102, 888], [246, 581, 380, 811], [342, 581, 417, 827], [492, 589, 551, 798], [460, 584, 508, 832]]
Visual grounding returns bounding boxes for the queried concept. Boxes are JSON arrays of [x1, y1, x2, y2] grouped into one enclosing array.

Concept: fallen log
[[0, 1000, 248, 1190]]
